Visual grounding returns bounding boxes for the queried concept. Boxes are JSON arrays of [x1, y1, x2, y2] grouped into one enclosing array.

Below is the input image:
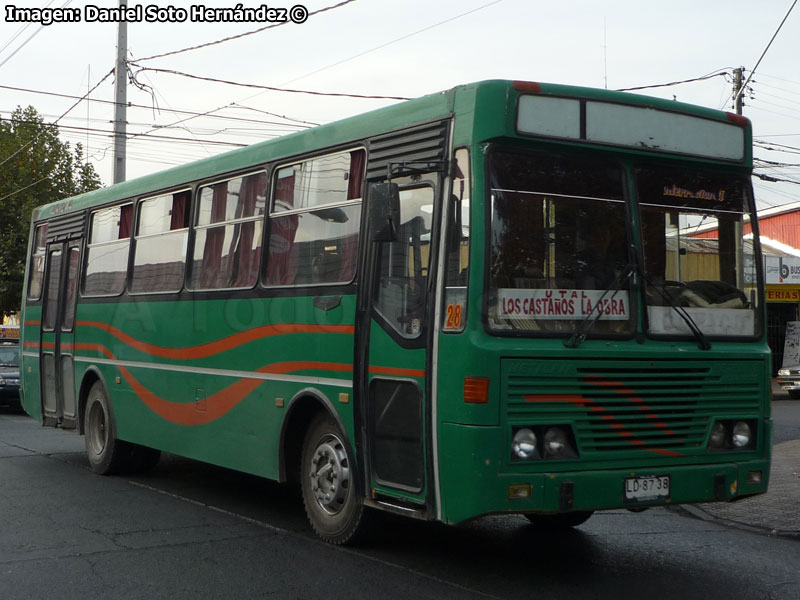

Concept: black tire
[[525, 511, 593, 529], [301, 414, 369, 545], [84, 381, 130, 475], [788, 390, 800, 400]]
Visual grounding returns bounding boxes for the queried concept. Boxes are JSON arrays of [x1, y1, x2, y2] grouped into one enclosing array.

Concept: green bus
[[20, 80, 771, 543]]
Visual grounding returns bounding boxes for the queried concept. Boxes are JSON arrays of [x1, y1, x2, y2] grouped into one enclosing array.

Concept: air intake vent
[[366, 119, 449, 180], [46, 211, 85, 241]]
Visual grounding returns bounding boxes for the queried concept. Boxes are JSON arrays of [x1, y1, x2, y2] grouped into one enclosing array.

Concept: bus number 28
[[446, 303, 463, 329]]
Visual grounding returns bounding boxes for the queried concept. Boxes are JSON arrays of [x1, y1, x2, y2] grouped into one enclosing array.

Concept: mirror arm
[[386, 160, 449, 180]]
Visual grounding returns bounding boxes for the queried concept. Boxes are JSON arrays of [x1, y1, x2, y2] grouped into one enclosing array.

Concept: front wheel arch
[[277, 389, 352, 484]]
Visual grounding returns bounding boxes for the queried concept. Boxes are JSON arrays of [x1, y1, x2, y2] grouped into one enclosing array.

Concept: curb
[[673, 504, 800, 540]]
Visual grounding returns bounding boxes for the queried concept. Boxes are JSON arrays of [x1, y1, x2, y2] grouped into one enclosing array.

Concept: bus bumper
[[438, 423, 771, 524]]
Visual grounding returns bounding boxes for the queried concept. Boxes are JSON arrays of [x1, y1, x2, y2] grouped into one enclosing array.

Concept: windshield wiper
[[565, 262, 637, 349], [644, 275, 712, 351]]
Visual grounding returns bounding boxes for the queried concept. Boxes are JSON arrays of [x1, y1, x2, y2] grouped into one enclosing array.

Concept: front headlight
[[543, 427, 569, 457], [732, 421, 753, 448], [778, 368, 790, 377], [709, 422, 727, 448], [512, 428, 538, 460]]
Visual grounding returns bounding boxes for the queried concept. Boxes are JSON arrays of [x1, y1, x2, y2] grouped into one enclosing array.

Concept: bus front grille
[[503, 359, 763, 455]]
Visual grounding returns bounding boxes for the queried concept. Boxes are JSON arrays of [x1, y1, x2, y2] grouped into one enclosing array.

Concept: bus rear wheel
[[300, 414, 368, 545], [525, 511, 593, 529], [84, 381, 129, 475]]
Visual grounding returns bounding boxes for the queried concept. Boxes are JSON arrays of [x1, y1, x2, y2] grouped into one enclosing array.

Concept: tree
[[0, 106, 102, 316]]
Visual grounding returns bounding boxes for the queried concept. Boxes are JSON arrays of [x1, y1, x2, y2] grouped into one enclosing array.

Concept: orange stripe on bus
[[24, 320, 41, 326], [523, 390, 684, 455], [122, 360, 356, 425], [75, 321, 354, 360], [648, 448, 685, 457], [63, 338, 422, 426], [584, 377, 677, 435], [369, 365, 425, 378]]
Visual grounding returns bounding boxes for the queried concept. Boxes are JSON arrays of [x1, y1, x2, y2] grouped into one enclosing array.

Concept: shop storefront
[[765, 257, 800, 372]]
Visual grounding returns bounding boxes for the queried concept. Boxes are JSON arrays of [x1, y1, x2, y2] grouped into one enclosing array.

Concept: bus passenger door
[[359, 181, 437, 510], [40, 240, 81, 427]]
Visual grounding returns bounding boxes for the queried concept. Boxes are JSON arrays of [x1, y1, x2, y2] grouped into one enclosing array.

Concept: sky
[[1, 0, 799, 210]]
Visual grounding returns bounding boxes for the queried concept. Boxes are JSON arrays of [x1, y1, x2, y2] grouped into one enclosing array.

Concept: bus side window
[[190, 173, 267, 290], [264, 149, 364, 287], [27, 223, 48, 300], [443, 148, 470, 332], [82, 203, 132, 297], [131, 190, 191, 294]]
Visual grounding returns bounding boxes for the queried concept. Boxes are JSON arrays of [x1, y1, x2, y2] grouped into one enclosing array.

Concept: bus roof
[[33, 79, 750, 221]]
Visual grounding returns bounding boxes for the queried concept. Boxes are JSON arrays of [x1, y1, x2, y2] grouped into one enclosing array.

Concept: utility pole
[[732, 66, 745, 116], [112, 0, 127, 184]]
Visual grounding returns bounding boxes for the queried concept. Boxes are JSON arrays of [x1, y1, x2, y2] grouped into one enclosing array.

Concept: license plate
[[624, 475, 670, 501]]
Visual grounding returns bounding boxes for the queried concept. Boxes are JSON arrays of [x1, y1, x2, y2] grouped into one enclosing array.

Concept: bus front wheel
[[84, 381, 129, 475], [300, 414, 368, 545]]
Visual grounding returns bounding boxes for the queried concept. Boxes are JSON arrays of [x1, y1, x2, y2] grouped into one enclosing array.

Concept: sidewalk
[[682, 380, 799, 539]]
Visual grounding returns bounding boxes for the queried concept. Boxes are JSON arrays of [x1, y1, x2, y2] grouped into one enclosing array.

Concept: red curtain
[[119, 204, 132, 239], [198, 184, 228, 288], [266, 172, 298, 285], [339, 151, 365, 280], [275, 169, 296, 210], [338, 230, 359, 282], [347, 150, 365, 200], [266, 215, 299, 285], [233, 173, 265, 287], [170, 191, 189, 230]]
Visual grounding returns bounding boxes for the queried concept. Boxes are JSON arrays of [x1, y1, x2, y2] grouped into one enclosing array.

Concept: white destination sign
[[648, 306, 755, 336], [497, 289, 630, 321]]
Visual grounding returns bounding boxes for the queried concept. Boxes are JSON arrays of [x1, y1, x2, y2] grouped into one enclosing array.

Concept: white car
[[776, 364, 800, 399]]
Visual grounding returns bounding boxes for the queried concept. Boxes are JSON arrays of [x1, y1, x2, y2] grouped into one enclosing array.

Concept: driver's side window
[[374, 185, 434, 338]]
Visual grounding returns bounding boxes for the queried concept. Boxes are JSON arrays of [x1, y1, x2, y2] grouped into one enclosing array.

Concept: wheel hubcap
[[309, 434, 350, 515], [88, 401, 107, 456]]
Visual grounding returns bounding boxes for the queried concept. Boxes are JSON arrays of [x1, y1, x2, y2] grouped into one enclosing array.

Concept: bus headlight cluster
[[512, 426, 578, 461], [707, 420, 756, 450]]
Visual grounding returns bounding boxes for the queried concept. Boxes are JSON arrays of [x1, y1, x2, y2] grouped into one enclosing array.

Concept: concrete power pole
[[112, 0, 127, 184], [732, 67, 745, 116]]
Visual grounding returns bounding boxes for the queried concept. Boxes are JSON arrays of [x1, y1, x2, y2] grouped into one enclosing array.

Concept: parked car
[[0, 341, 21, 410], [776, 364, 800, 399]]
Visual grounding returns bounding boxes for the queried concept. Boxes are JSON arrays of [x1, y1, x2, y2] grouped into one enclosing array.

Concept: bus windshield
[[487, 149, 633, 335], [637, 166, 759, 338]]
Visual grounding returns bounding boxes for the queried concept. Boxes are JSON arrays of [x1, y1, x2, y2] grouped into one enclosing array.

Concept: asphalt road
[[773, 399, 800, 444], [1, 408, 799, 600]]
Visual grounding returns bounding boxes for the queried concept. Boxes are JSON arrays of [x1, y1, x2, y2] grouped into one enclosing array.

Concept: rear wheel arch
[[77, 367, 108, 436]]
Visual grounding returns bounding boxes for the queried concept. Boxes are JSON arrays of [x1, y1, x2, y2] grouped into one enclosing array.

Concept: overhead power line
[[0, 67, 114, 172], [2, 117, 248, 148], [733, 0, 798, 106], [129, 65, 411, 100], [278, 0, 506, 87], [136, 0, 360, 62], [755, 173, 800, 185], [616, 71, 728, 93], [0, 0, 73, 69], [755, 140, 800, 154], [0, 83, 317, 127]]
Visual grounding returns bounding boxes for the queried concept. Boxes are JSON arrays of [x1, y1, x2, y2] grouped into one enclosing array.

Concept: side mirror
[[368, 182, 401, 242]]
